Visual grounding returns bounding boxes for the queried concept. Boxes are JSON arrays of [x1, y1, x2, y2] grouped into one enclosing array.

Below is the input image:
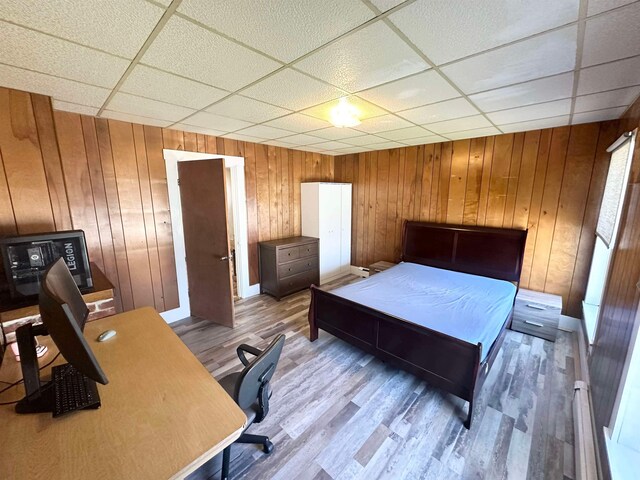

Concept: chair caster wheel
[[263, 439, 274, 454]]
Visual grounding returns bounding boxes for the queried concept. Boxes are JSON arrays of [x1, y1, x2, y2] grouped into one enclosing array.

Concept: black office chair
[[217, 334, 286, 480]]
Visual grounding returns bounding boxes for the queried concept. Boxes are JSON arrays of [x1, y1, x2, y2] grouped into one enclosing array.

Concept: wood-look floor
[[173, 275, 578, 480]]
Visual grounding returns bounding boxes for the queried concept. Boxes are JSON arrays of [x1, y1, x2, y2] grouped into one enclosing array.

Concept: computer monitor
[[14, 259, 108, 415]]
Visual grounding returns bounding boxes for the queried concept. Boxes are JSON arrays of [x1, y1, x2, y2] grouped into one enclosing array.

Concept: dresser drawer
[[281, 270, 318, 295], [278, 245, 300, 262], [298, 242, 318, 258], [279, 257, 318, 278]]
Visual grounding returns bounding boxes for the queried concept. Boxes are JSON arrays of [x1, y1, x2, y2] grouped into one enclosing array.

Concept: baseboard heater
[[574, 380, 598, 480]]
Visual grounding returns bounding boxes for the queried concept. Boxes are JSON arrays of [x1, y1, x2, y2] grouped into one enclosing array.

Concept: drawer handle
[[525, 303, 546, 310], [524, 320, 544, 328]]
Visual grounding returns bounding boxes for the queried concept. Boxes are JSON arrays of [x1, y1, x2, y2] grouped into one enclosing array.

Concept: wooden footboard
[[308, 285, 511, 428]]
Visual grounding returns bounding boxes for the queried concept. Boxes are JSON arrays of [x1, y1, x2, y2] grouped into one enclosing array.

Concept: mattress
[[329, 262, 517, 360]]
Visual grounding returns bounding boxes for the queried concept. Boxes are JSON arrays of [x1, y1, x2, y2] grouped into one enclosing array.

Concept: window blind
[[596, 135, 634, 247]]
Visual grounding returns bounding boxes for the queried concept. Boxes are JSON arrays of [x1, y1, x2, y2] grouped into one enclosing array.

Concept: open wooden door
[[178, 159, 234, 327]]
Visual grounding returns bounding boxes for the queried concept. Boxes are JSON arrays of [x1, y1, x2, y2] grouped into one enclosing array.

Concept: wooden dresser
[[259, 236, 319, 300], [511, 288, 562, 342]]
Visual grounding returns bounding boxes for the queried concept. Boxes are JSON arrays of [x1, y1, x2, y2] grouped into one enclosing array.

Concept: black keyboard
[[52, 363, 101, 417]]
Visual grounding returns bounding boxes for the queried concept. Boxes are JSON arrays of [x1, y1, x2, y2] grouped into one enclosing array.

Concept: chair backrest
[[235, 334, 285, 410]]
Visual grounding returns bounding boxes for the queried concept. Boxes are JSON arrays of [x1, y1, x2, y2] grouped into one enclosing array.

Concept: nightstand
[[511, 288, 562, 342], [368, 261, 397, 275]]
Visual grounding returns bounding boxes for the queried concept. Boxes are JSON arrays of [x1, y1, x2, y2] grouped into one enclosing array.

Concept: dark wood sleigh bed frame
[[308, 221, 527, 429]]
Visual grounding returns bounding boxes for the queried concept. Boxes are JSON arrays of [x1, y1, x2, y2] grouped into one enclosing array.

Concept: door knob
[[219, 256, 230, 261]]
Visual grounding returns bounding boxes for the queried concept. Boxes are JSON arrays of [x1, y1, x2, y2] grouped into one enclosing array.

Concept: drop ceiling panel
[[141, 17, 281, 91], [101, 110, 171, 127], [171, 123, 227, 137], [222, 132, 268, 143], [335, 146, 371, 154], [121, 65, 229, 110], [309, 127, 367, 141], [52, 100, 99, 116], [264, 113, 331, 133], [582, 3, 640, 67], [0, 63, 110, 107], [370, 0, 406, 12], [358, 70, 459, 112], [205, 95, 291, 123], [469, 73, 574, 112], [310, 140, 352, 150], [499, 115, 570, 133], [302, 96, 386, 121], [242, 69, 345, 110], [366, 141, 406, 150], [263, 139, 297, 148], [342, 134, 389, 146], [388, 0, 579, 65], [400, 135, 448, 145], [295, 21, 428, 92], [234, 124, 293, 140], [276, 133, 327, 145], [487, 99, 572, 125], [0, 22, 129, 88], [354, 114, 413, 133], [587, 0, 636, 16], [574, 86, 640, 113], [423, 115, 492, 134], [572, 107, 627, 124], [106, 92, 196, 122], [398, 97, 479, 124], [446, 127, 501, 140], [181, 111, 253, 132], [0, 0, 164, 59], [441, 26, 578, 94], [377, 125, 434, 141], [577, 55, 640, 95], [177, 0, 374, 63]]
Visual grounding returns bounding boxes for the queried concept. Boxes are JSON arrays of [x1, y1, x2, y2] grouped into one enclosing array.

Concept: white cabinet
[[301, 182, 352, 284]]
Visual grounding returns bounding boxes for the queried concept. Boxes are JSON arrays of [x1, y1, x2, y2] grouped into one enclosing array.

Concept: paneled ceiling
[[1, 0, 639, 155]]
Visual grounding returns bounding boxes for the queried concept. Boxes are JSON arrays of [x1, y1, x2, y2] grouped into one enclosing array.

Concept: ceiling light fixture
[[329, 97, 361, 128]]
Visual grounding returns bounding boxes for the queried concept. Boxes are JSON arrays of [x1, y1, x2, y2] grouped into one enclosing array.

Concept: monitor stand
[[14, 323, 55, 414]]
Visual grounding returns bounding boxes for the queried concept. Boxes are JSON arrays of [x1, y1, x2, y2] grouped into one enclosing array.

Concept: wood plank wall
[[0, 87, 333, 313], [588, 94, 640, 480], [334, 122, 619, 317]]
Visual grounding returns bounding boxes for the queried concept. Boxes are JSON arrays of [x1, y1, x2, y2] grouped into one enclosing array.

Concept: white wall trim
[[559, 315, 581, 332], [160, 149, 258, 324]]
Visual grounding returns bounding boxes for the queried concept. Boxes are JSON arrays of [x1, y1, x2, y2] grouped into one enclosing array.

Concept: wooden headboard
[[401, 221, 527, 283]]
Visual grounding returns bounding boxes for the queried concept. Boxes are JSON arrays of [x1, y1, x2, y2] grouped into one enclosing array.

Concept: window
[[583, 132, 635, 343]]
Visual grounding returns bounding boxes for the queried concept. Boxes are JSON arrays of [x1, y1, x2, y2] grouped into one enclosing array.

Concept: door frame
[[161, 149, 259, 324]]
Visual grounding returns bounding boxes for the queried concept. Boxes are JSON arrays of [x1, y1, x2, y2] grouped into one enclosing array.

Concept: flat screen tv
[[0, 230, 92, 300]]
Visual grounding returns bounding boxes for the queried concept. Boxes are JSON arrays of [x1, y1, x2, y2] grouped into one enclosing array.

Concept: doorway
[[161, 149, 258, 324]]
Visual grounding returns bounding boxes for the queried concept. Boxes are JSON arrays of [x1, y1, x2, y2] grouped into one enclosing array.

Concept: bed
[[308, 221, 527, 428]]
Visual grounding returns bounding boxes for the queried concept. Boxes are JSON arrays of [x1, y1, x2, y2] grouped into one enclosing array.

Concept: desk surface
[[0, 307, 246, 479]]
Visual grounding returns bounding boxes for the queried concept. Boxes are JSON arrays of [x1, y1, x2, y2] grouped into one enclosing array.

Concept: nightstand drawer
[[511, 317, 558, 342], [514, 298, 561, 322]]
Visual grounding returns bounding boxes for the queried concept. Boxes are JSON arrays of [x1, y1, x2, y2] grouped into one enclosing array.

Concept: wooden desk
[[0, 307, 247, 479]]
